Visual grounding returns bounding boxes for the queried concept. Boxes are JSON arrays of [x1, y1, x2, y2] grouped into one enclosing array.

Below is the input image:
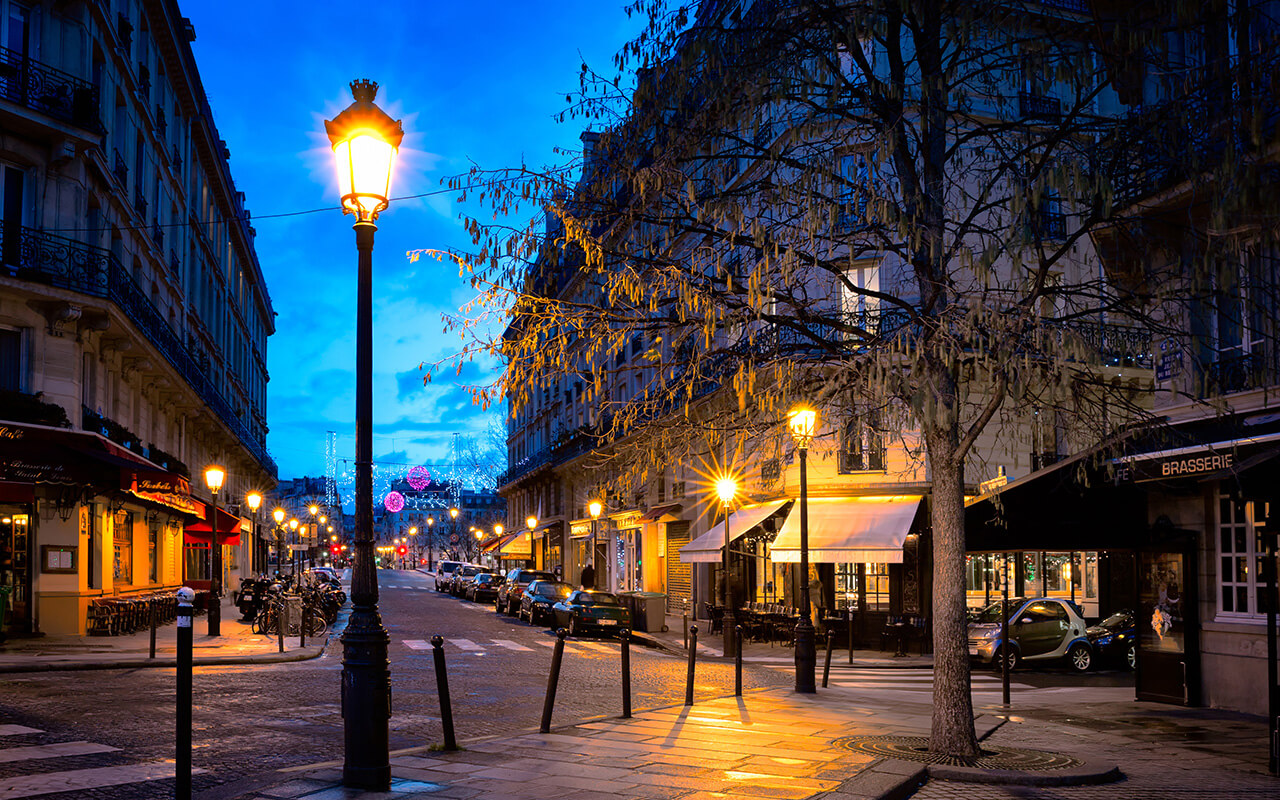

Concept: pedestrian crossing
[[0, 722, 196, 799], [401, 637, 643, 657], [765, 665, 1034, 693]]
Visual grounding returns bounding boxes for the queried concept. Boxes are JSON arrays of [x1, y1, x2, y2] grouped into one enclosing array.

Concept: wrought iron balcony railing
[[112, 148, 128, 188], [133, 189, 148, 218], [0, 46, 102, 132], [1019, 91, 1062, 119], [151, 222, 163, 248], [0, 221, 277, 477], [1207, 350, 1278, 396]]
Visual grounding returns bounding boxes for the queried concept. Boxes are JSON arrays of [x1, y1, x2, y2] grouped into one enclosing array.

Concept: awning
[[498, 531, 533, 558], [639, 503, 683, 522], [183, 503, 244, 545], [0, 420, 187, 492], [770, 496, 922, 563], [679, 500, 790, 563], [481, 535, 505, 554]]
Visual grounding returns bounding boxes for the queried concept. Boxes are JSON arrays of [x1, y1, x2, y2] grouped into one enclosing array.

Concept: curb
[[634, 634, 935, 668], [824, 760, 927, 800], [0, 644, 327, 673], [925, 761, 1123, 786]]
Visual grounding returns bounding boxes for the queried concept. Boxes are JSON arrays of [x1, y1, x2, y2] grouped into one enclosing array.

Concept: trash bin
[[630, 591, 667, 632]]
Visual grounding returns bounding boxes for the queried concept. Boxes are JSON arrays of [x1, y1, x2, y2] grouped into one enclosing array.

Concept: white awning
[[678, 500, 789, 563], [770, 496, 922, 563]]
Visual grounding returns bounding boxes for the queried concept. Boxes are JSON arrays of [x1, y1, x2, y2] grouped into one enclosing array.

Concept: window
[[836, 36, 875, 87], [760, 459, 780, 485], [81, 351, 96, 408], [113, 512, 133, 585], [2, 164, 24, 266], [0, 328, 21, 392], [840, 261, 880, 331], [838, 411, 885, 472], [147, 518, 159, 583], [836, 153, 878, 231], [184, 542, 210, 582], [1218, 494, 1269, 619], [863, 563, 890, 611], [1195, 244, 1280, 394]]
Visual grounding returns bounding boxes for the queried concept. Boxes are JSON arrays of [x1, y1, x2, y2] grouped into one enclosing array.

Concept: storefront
[[610, 511, 643, 592]]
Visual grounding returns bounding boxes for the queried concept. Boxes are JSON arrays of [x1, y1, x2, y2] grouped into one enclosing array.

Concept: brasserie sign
[[1117, 447, 1237, 482]]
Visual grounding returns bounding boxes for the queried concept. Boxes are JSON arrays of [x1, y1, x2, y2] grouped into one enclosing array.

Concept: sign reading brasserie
[[1118, 448, 1236, 482]]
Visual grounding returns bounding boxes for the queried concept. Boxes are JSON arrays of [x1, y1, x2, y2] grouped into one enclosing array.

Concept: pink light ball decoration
[[383, 491, 405, 513], [407, 465, 431, 491]]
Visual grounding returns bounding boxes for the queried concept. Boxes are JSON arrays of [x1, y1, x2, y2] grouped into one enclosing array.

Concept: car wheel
[[1126, 643, 1136, 671], [1068, 643, 1092, 672], [568, 617, 579, 637], [993, 646, 1019, 672], [519, 606, 528, 622]]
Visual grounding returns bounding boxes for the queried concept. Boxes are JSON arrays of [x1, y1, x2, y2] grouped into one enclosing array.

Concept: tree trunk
[[926, 425, 979, 758]]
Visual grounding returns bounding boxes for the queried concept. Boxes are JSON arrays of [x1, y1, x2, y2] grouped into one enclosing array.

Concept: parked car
[[519, 580, 574, 626], [967, 597, 1092, 672], [467, 572, 506, 603], [1087, 609, 1136, 670], [451, 564, 491, 597], [497, 568, 556, 615], [552, 590, 631, 637], [434, 560, 463, 592]]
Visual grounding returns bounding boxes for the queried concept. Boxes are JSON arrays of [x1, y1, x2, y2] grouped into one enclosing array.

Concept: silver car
[[968, 597, 1093, 672]]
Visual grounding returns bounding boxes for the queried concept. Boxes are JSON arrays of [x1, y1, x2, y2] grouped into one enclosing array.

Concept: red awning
[[184, 503, 243, 545], [0, 421, 189, 495]]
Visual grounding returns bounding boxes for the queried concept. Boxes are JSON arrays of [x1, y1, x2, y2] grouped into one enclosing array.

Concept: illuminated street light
[[715, 476, 739, 658], [204, 466, 226, 637], [788, 404, 819, 693]]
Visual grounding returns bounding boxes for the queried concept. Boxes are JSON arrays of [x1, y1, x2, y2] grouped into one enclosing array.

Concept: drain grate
[[834, 735, 1084, 771]]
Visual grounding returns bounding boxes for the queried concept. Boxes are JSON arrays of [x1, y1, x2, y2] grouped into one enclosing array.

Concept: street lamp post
[[788, 406, 818, 694], [272, 508, 285, 573], [288, 519, 300, 576], [203, 466, 226, 637], [246, 491, 262, 577], [716, 477, 738, 658], [449, 507, 459, 561], [527, 515, 537, 569], [425, 517, 434, 569], [326, 77, 402, 791], [588, 500, 602, 589]]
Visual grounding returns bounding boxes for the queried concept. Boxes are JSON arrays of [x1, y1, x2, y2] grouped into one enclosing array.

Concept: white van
[[434, 560, 463, 592]]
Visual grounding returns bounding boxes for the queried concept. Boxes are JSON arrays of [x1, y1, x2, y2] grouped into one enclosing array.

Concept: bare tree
[[441, 0, 1277, 757]]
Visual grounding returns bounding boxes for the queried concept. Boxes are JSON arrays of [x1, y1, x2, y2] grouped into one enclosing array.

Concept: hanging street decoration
[[407, 465, 431, 491], [384, 491, 405, 513]]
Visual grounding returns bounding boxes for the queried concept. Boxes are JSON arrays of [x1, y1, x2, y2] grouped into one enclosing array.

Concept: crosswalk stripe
[[490, 640, 533, 652], [575, 641, 616, 653], [0, 742, 119, 763], [0, 726, 41, 736], [0, 761, 194, 799], [402, 640, 432, 650], [534, 640, 584, 654], [451, 639, 484, 651]]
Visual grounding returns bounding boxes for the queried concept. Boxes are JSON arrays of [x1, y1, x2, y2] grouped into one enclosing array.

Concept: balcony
[[151, 222, 163, 249], [1207, 350, 1278, 396], [0, 46, 102, 132], [1026, 209, 1066, 240], [0, 221, 277, 477], [112, 149, 127, 189], [837, 447, 886, 473], [1019, 91, 1061, 119], [168, 248, 179, 278], [133, 189, 148, 218], [1046, 320, 1153, 369]]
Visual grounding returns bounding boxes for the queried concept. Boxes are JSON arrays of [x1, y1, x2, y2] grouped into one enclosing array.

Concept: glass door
[[1137, 547, 1200, 705]]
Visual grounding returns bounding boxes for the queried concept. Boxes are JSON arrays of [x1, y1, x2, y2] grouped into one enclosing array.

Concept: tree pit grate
[[834, 735, 1084, 770]]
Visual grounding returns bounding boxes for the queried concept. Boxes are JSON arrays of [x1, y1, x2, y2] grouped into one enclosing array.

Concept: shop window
[[113, 511, 133, 585], [1218, 494, 1268, 619], [184, 542, 210, 581], [863, 562, 890, 610], [147, 519, 159, 583], [0, 328, 21, 392]]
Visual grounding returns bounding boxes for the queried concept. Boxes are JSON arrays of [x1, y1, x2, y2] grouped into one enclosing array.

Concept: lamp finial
[[350, 79, 379, 104]]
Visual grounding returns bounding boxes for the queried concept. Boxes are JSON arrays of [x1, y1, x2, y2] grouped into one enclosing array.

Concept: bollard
[[822, 630, 835, 688], [299, 606, 305, 649], [540, 628, 568, 733], [149, 602, 157, 659], [685, 625, 698, 706], [734, 624, 743, 697], [431, 635, 457, 750], [683, 612, 689, 650], [277, 603, 285, 654], [621, 628, 632, 719], [847, 609, 854, 665], [175, 587, 194, 800]]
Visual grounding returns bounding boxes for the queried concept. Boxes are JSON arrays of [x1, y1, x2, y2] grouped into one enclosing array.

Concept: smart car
[[967, 597, 1092, 672], [551, 590, 631, 638]]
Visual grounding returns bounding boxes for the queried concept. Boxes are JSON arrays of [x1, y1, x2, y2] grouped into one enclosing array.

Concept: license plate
[[598, 619, 617, 626], [968, 647, 978, 656]]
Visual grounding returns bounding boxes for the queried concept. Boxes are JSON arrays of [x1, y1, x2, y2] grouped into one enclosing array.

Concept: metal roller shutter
[[665, 521, 691, 613]]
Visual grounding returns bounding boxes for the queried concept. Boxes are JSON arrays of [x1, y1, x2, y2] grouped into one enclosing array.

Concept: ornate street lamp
[[246, 491, 262, 577], [288, 518, 299, 576], [788, 405, 818, 693], [716, 476, 738, 658], [588, 500, 602, 590], [325, 78, 402, 790], [203, 465, 226, 637], [273, 508, 286, 571], [425, 516, 435, 569]]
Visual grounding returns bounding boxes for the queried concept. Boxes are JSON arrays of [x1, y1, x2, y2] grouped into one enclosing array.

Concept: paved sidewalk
[[0, 596, 327, 671]]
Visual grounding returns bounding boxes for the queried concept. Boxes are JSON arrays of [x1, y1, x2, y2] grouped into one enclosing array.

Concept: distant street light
[[788, 405, 818, 694], [716, 476, 738, 658], [246, 491, 263, 577], [588, 500, 602, 589], [204, 465, 226, 637], [273, 508, 286, 570], [325, 77, 403, 789]]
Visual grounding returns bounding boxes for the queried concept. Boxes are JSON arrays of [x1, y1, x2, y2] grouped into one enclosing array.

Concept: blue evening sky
[[184, 2, 641, 484]]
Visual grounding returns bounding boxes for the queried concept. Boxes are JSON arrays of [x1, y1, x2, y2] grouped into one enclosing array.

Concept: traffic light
[[398, 546, 407, 556]]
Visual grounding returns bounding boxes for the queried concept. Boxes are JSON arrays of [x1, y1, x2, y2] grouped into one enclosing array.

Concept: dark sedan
[[466, 572, 505, 603], [519, 580, 573, 626], [1087, 609, 1136, 670], [552, 590, 631, 638]]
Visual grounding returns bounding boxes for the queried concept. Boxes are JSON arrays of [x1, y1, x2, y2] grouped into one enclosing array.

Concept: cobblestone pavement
[[0, 569, 789, 799]]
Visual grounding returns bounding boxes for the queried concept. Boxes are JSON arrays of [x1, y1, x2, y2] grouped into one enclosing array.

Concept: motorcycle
[[235, 575, 273, 621]]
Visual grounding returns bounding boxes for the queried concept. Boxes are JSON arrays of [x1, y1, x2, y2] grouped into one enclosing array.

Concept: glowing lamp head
[[273, 508, 285, 525], [716, 477, 738, 504], [325, 79, 403, 222], [246, 492, 262, 512], [309, 505, 319, 517], [289, 518, 299, 531], [494, 523, 504, 536], [788, 406, 818, 448], [475, 530, 483, 540], [427, 517, 434, 526], [409, 526, 418, 535], [449, 507, 458, 519], [588, 500, 602, 519], [526, 515, 537, 530], [203, 465, 225, 493]]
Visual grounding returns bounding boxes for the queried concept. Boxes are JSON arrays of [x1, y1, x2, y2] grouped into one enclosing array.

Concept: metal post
[[621, 628, 632, 718], [149, 601, 157, 659], [431, 636, 457, 751], [1002, 552, 1011, 707], [540, 628, 568, 733], [341, 219, 392, 790], [822, 630, 834, 688], [722, 503, 736, 659], [278, 607, 285, 654], [847, 607, 854, 665], [175, 588, 193, 800], [734, 624, 743, 696], [1265, 523, 1277, 775], [794, 446, 816, 693], [208, 489, 221, 637], [685, 624, 698, 705]]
